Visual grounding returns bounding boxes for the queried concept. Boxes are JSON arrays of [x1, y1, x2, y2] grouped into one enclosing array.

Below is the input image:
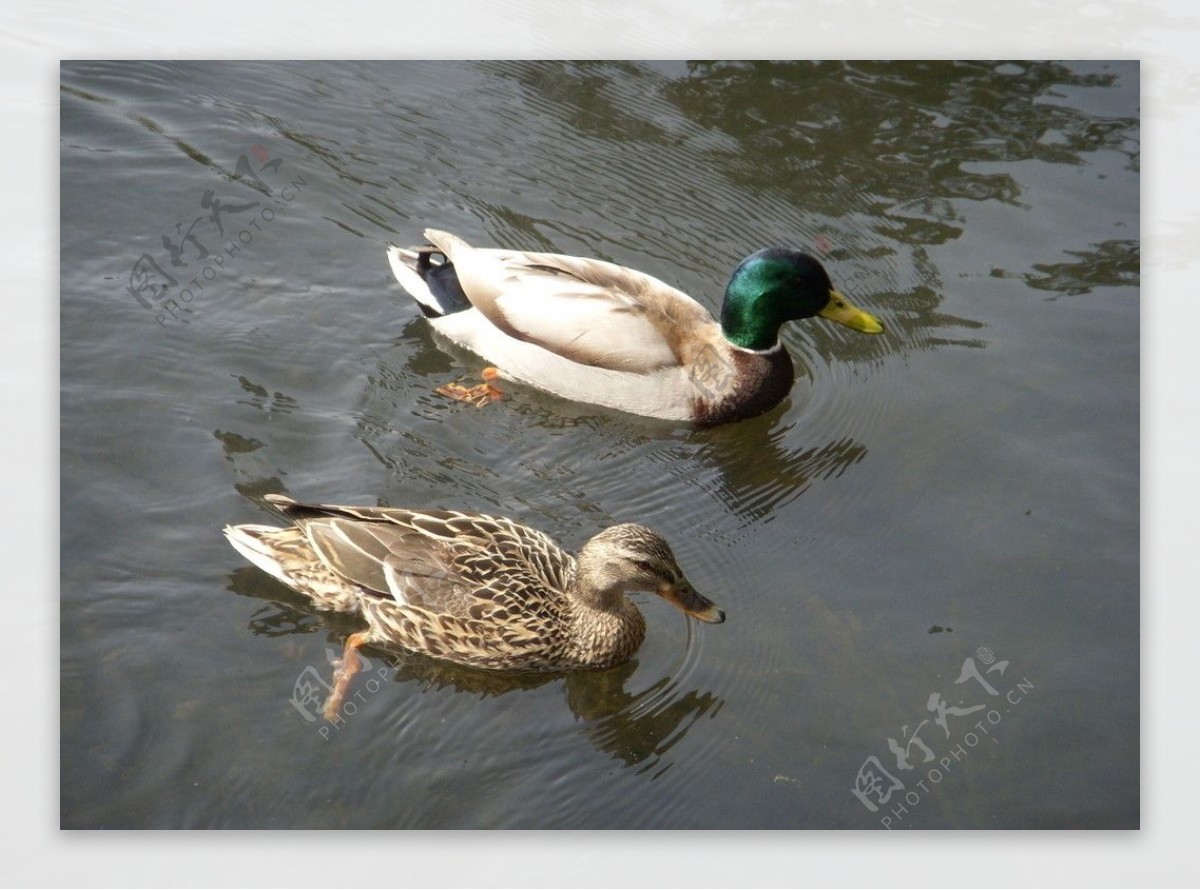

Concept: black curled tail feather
[[415, 247, 472, 317]]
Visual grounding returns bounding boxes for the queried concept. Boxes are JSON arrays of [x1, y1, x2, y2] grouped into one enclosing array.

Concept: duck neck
[[720, 287, 786, 351], [566, 567, 647, 667]]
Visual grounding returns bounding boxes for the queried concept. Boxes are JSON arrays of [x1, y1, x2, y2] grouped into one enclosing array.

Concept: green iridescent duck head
[[719, 248, 884, 351]]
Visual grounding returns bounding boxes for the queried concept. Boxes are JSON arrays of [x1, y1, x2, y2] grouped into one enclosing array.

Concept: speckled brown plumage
[[224, 495, 723, 677]]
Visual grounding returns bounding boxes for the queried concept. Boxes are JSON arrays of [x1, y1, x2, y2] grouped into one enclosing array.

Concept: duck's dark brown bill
[[659, 580, 725, 624]]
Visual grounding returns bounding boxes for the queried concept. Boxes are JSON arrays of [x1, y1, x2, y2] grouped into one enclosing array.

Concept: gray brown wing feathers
[[265, 495, 573, 621]]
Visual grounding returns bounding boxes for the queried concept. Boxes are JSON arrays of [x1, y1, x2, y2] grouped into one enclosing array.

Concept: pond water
[[60, 60, 1138, 829]]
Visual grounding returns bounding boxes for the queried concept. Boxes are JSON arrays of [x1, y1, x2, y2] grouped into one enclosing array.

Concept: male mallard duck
[[387, 229, 883, 425], [224, 494, 723, 719]]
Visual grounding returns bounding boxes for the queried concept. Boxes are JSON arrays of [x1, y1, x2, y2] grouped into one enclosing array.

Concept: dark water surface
[[60, 60, 1138, 829]]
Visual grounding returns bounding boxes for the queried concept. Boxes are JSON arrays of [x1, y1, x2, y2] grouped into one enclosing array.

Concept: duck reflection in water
[[692, 409, 870, 523], [231, 568, 723, 772]]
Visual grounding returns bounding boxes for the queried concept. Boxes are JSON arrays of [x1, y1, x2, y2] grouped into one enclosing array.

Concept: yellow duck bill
[[819, 290, 885, 334]]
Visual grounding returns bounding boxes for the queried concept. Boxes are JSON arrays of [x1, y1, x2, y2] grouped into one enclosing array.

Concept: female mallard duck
[[387, 229, 883, 425], [225, 494, 723, 719]]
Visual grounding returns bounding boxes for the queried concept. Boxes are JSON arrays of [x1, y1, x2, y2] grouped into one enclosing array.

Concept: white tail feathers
[[223, 525, 289, 584], [386, 244, 446, 316]]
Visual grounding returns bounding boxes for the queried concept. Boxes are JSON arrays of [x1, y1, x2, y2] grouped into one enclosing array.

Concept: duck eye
[[631, 558, 656, 574]]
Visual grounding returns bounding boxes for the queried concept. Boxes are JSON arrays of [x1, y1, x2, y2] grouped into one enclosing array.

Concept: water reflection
[[227, 568, 723, 775], [693, 414, 869, 523], [354, 324, 881, 526], [233, 375, 299, 414], [1002, 239, 1140, 298], [487, 61, 678, 148], [213, 429, 288, 504], [664, 60, 1138, 209], [567, 666, 723, 774]]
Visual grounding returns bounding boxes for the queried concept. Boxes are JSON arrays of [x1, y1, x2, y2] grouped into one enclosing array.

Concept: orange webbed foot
[[435, 368, 505, 408], [324, 631, 370, 721]]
